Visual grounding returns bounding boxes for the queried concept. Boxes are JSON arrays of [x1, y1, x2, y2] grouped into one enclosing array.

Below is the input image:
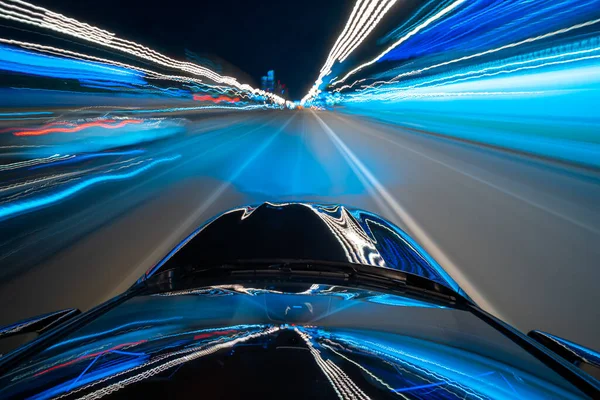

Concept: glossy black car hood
[[143, 202, 464, 296], [0, 283, 588, 399]]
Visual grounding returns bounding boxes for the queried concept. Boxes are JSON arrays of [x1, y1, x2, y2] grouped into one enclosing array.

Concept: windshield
[[0, 284, 587, 399]]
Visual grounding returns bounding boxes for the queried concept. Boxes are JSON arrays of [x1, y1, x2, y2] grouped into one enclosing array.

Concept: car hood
[[143, 202, 464, 296], [0, 283, 587, 399]]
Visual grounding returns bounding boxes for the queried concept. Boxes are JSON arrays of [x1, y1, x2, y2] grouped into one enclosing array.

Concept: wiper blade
[[145, 259, 466, 304], [183, 260, 355, 282], [232, 260, 356, 277]]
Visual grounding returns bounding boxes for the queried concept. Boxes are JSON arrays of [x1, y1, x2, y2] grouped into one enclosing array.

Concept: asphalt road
[[1, 110, 599, 350]]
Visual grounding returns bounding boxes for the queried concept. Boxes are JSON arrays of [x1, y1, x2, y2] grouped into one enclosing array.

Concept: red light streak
[[193, 329, 237, 340], [13, 119, 144, 137], [193, 94, 240, 103]]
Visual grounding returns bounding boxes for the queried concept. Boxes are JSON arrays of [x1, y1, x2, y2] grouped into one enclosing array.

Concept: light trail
[[0, 111, 53, 117], [13, 119, 144, 136], [69, 326, 279, 400], [0, 0, 285, 105], [321, 342, 410, 399], [338, 0, 398, 62], [29, 150, 145, 171], [0, 155, 181, 221], [354, 40, 600, 93], [338, 38, 600, 106], [335, 17, 600, 92], [193, 94, 240, 103], [301, 0, 398, 105], [0, 154, 72, 171], [296, 328, 371, 400], [34, 340, 148, 377], [0, 38, 258, 103], [121, 104, 276, 114], [330, 0, 467, 86]]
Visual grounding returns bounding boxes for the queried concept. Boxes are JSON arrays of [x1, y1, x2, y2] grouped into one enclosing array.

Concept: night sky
[[34, 0, 350, 99]]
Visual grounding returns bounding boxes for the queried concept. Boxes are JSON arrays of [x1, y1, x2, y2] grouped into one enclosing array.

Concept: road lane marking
[[106, 114, 297, 299], [334, 113, 600, 236], [313, 111, 502, 320]]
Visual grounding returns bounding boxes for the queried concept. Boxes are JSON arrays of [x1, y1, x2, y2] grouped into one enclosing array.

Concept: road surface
[[1, 110, 599, 350]]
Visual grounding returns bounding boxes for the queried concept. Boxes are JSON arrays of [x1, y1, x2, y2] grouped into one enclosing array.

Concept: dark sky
[[34, 0, 350, 99]]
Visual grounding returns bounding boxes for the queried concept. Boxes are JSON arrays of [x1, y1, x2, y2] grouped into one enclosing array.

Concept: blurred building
[[261, 70, 288, 98], [185, 49, 256, 88], [185, 49, 223, 74]]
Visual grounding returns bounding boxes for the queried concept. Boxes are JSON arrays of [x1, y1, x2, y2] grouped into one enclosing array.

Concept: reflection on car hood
[[143, 202, 464, 295], [0, 284, 586, 399]]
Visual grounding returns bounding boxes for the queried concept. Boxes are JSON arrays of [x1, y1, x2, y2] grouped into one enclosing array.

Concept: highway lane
[[0, 110, 599, 350]]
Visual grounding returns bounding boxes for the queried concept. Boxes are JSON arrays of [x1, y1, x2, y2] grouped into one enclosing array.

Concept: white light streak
[[71, 327, 279, 400], [0, 154, 72, 171], [338, 16, 600, 91], [296, 328, 371, 400], [301, 0, 398, 105], [331, 0, 467, 86], [0, 0, 286, 105]]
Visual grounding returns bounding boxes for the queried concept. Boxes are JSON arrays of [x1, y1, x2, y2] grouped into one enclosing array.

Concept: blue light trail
[[29, 150, 145, 170], [0, 0, 288, 106], [303, 0, 600, 168], [0, 45, 146, 84], [0, 155, 181, 221]]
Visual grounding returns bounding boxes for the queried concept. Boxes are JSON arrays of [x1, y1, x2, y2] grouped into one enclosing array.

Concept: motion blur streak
[[13, 119, 143, 136], [316, 328, 578, 399], [70, 327, 280, 400], [0, 155, 180, 220], [193, 94, 240, 103], [302, 0, 399, 104], [29, 150, 145, 171], [332, 0, 586, 86], [34, 340, 148, 377], [306, 0, 600, 169], [296, 327, 371, 400], [0, 154, 70, 171], [0, 44, 144, 84], [303, 0, 465, 103], [0, 0, 286, 104], [353, 22, 600, 91]]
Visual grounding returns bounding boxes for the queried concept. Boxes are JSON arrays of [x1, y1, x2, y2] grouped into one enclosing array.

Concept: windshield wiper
[[143, 259, 467, 305]]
